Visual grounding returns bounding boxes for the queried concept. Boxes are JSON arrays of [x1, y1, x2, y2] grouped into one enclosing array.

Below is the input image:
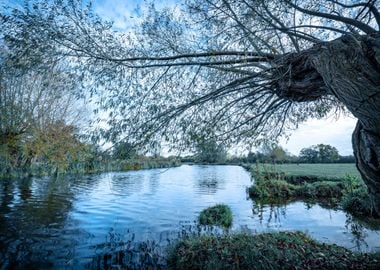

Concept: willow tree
[[1, 0, 379, 212]]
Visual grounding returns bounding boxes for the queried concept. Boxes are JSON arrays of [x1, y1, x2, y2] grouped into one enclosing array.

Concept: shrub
[[199, 204, 233, 228]]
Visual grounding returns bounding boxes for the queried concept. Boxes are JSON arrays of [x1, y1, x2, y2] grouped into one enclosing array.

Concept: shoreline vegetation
[[247, 164, 378, 219], [0, 155, 181, 179], [167, 231, 380, 270]]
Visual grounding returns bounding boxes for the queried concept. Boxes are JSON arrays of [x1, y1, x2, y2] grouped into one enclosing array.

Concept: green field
[[256, 163, 360, 179]]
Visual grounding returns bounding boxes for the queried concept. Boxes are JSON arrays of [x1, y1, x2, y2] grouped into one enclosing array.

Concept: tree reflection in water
[[251, 198, 380, 252]]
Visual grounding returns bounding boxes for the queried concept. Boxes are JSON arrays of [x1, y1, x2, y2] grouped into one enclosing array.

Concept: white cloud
[[281, 115, 357, 156]]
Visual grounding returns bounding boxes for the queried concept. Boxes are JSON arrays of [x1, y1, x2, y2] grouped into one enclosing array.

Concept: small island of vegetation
[[199, 204, 233, 228]]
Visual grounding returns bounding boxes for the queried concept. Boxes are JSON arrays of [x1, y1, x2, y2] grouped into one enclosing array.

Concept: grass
[[167, 231, 380, 270], [199, 204, 233, 228], [258, 163, 360, 178]]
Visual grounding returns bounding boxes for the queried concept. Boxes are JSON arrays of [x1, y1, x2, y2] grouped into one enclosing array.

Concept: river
[[0, 165, 379, 269]]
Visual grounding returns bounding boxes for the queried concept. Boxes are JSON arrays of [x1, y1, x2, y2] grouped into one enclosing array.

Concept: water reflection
[[0, 175, 110, 269], [0, 165, 379, 269], [110, 173, 145, 196], [193, 165, 226, 195], [250, 198, 380, 252]]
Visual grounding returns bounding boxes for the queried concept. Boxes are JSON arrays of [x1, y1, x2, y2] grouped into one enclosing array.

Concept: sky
[[279, 115, 356, 156], [92, 0, 357, 156]]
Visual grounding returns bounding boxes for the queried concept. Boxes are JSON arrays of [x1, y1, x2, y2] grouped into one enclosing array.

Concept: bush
[[199, 204, 233, 228], [167, 231, 380, 270]]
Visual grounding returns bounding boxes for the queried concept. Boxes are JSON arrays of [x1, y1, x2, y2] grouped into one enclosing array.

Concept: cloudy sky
[[92, 0, 357, 156]]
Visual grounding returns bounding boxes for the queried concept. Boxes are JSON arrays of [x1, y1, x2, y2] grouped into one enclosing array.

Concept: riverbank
[[247, 163, 378, 218], [0, 156, 181, 179], [167, 231, 380, 269]]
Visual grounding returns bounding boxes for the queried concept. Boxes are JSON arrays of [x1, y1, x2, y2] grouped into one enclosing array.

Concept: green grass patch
[[258, 163, 360, 178], [167, 231, 380, 270], [199, 204, 233, 228]]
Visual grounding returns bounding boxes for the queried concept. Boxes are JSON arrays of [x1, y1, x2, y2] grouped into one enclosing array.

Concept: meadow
[[256, 163, 360, 178]]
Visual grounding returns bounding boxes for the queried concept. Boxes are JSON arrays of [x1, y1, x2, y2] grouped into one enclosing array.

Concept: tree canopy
[[2, 0, 377, 147], [300, 144, 339, 163]]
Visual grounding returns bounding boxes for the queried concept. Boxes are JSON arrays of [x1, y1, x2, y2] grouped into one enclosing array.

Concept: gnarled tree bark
[[275, 33, 380, 215]]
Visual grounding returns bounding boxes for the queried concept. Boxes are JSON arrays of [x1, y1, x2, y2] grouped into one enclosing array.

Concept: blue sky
[[94, 0, 180, 30]]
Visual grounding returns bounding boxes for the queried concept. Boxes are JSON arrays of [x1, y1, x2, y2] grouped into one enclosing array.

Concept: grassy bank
[[168, 231, 380, 269], [248, 164, 377, 218]]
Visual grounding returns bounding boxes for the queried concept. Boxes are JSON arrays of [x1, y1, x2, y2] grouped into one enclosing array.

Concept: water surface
[[1, 165, 379, 269]]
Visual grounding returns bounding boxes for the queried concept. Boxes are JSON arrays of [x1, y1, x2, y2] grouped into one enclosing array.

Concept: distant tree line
[[239, 144, 355, 164], [185, 140, 355, 164]]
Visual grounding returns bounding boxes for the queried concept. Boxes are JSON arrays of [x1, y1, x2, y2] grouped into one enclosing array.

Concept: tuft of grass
[[167, 231, 380, 270], [199, 204, 233, 228]]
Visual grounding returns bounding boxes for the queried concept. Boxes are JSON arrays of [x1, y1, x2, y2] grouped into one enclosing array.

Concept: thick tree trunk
[[275, 33, 380, 214], [311, 33, 380, 215]]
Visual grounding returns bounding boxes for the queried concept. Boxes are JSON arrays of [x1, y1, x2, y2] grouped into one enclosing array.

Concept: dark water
[[1, 165, 379, 269]]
